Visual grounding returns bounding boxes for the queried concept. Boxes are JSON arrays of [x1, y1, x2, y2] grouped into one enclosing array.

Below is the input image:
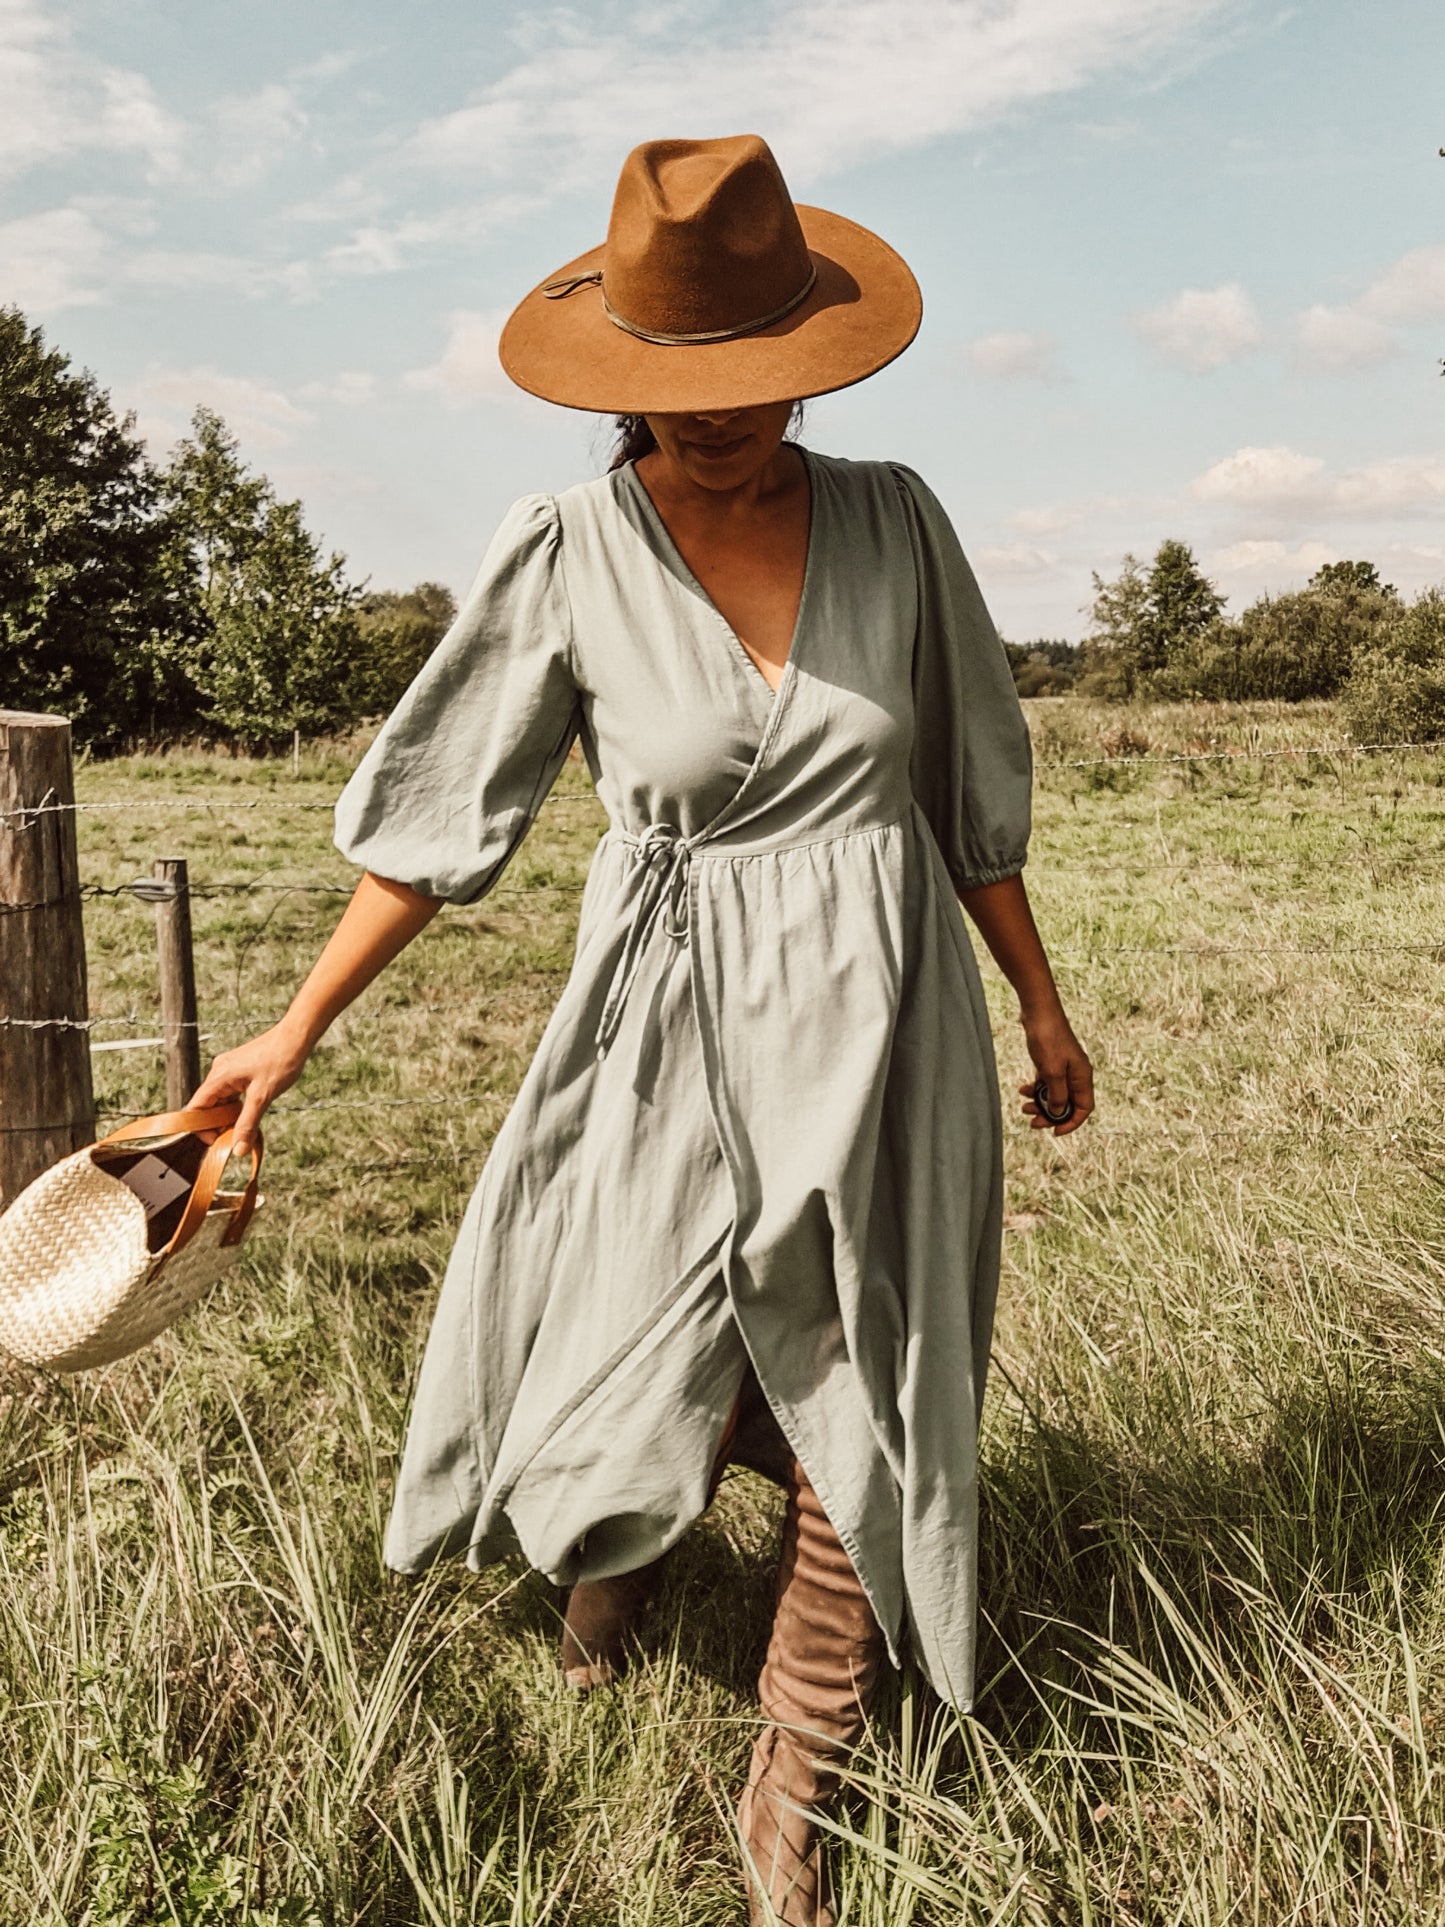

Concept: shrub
[[1342, 589, 1445, 744], [352, 582, 458, 717], [1096, 721, 1153, 759], [1004, 639, 1083, 697], [1150, 584, 1396, 704]]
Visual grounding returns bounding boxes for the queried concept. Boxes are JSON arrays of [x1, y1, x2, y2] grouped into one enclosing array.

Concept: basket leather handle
[[97, 1102, 245, 1146], [160, 1124, 264, 1259], [221, 1132, 264, 1247]]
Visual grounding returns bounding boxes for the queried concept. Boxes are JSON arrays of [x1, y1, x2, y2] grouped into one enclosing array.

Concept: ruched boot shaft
[[738, 1456, 885, 1927]]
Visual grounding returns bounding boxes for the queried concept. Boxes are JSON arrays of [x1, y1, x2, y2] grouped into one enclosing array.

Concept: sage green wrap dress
[[332, 448, 1032, 1707]]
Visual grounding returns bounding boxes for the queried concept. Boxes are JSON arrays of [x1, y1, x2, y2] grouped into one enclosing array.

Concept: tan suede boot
[[737, 1456, 885, 1927], [560, 1392, 743, 1690], [560, 1556, 669, 1688]]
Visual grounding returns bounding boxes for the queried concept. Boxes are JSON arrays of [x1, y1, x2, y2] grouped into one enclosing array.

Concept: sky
[[2, 0, 1442, 640]]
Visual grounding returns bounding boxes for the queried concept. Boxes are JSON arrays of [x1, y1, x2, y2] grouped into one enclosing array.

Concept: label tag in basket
[[111, 1152, 193, 1220]]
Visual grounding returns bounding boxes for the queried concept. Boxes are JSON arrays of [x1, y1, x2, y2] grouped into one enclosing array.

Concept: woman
[[193, 134, 1094, 1926]]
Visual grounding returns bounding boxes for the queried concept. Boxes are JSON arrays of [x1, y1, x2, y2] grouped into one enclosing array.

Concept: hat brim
[[498, 205, 922, 415]]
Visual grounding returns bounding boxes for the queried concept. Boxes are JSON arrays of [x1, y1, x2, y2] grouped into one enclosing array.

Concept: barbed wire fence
[[3, 733, 1444, 833], [2, 726, 1442, 1185]]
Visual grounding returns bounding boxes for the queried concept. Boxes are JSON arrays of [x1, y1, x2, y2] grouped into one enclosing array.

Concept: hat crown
[[604, 135, 814, 342]]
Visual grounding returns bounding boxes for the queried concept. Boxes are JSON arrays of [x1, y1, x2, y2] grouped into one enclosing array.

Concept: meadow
[[2, 698, 1443, 1925]]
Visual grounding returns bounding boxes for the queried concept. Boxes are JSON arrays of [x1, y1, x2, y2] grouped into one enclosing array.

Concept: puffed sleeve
[[333, 494, 581, 903], [890, 462, 1032, 889]]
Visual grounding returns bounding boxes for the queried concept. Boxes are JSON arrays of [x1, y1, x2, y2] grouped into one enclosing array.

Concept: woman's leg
[[737, 1452, 885, 1927], [560, 1554, 670, 1688], [560, 1386, 743, 1689]]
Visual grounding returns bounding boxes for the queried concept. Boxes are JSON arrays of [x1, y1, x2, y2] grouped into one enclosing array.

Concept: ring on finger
[[1033, 1078, 1076, 1125]]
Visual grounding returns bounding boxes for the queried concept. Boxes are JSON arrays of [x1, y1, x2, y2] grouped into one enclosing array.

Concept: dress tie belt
[[595, 825, 693, 1060]]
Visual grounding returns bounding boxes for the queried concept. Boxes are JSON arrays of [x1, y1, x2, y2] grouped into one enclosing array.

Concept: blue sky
[[3, 0, 1441, 639]]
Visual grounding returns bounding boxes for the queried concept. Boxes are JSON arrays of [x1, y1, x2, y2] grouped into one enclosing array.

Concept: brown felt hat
[[498, 134, 922, 414]]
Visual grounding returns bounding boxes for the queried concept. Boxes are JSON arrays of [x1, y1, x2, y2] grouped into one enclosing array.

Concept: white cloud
[[401, 0, 1236, 193], [285, 174, 388, 226], [1290, 244, 1445, 376], [323, 195, 538, 276], [0, 0, 183, 180], [1007, 503, 1086, 535], [207, 82, 310, 190], [324, 216, 458, 277], [1358, 243, 1445, 326], [1294, 303, 1396, 373], [1192, 444, 1325, 505], [0, 202, 320, 312], [965, 330, 1065, 383], [1191, 444, 1445, 520], [1209, 537, 1338, 583], [403, 310, 511, 403], [0, 203, 109, 308], [93, 66, 182, 179], [128, 367, 313, 452], [1131, 281, 1264, 371], [323, 230, 398, 276], [1207, 539, 1445, 606], [297, 371, 378, 405], [975, 542, 1060, 578], [267, 0, 1241, 280], [1328, 458, 1445, 517], [126, 248, 315, 300]]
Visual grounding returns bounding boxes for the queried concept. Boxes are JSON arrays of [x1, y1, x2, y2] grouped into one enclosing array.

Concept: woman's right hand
[[190, 1016, 315, 1160]]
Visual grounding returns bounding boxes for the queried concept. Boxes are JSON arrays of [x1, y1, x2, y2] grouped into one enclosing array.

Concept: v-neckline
[[623, 444, 817, 708]]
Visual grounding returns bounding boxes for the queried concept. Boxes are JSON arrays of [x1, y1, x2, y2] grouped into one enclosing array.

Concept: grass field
[[2, 698, 1444, 1924]]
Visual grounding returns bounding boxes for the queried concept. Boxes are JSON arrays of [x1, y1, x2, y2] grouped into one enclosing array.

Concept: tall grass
[[2, 703, 1442, 1921]]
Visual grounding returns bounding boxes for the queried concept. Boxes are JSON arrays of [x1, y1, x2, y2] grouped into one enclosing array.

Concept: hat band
[[542, 262, 819, 346]]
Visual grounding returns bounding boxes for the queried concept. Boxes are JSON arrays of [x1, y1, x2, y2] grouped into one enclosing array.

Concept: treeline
[[1, 307, 454, 752], [1006, 538, 1445, 741], [1002, 639, 1085, 697], [9, 307, 1442, 753]]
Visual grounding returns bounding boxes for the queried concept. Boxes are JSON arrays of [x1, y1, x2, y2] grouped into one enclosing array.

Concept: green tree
[[1343, 588, 1445, 744], [352, 581, 457, 716], [1153, 579, 1394, 702], [1002, 638, 1083, 697], [1080, 541, 1226, 697], [1078, 552, 1150, 697], [0, 307, 188, 745], [160, 410, 363, 749], [1309, 558, 1394, 598], [1140, 539, 1224, 673]]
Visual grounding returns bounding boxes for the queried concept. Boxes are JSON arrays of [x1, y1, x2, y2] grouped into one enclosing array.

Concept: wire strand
[[2, 736, 1441, 828]]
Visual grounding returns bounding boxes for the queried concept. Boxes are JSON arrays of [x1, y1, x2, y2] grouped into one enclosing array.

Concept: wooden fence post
[[151, 857, 201, 1108], [0, 712, 96, 1210]]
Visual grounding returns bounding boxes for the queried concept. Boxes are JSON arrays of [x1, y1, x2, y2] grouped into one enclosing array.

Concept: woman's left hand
[[1018, 1005, 1094, 1135]]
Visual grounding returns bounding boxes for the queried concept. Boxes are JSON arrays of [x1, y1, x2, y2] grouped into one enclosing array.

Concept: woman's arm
[[189, 872, 444, 1157], [956, 873, 1094, 1135]]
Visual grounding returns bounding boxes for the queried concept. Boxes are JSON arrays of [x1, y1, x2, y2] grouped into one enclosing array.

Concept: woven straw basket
[[0, 1103, 264, 1372]]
